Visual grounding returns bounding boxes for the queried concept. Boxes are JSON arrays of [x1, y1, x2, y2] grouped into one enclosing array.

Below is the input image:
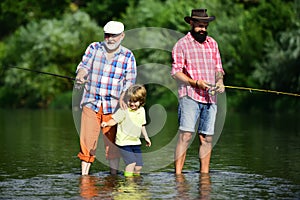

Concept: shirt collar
[[100, 42, 125, 55], [127, 107, 142, 113]]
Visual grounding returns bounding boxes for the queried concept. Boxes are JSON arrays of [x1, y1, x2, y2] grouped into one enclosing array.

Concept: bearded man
[[171, 9, 225, 174]]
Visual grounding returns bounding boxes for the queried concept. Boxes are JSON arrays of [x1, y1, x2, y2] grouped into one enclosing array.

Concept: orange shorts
[[77, 106, 120, 163]]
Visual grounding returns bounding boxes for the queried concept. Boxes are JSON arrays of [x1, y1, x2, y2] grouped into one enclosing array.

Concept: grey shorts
[[178, 96, 217, 135]]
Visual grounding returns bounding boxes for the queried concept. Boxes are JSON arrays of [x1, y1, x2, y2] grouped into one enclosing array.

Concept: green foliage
[[121, 0, 196, 31], [0, 0, 71, 39], [0, 11, 100, 108], [253, 23, 300, 93], [79, 0, 136, 26], [0, 0, 299, 112], [49, 91, 73, 109], [250, 0, 299, 94]]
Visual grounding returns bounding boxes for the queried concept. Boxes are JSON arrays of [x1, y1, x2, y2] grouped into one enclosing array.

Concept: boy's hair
[[125, 84, 147, 107]]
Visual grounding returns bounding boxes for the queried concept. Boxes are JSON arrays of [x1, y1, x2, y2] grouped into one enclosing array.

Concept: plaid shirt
[[76, 42, 136, 114], [171, 32, 224, 103]]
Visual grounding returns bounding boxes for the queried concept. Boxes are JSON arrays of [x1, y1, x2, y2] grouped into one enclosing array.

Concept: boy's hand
[[145, 137, 151, 147], [101, 122, 108, 127]]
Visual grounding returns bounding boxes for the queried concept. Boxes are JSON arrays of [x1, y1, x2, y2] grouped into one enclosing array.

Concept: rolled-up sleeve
[[76, 42, 98, 74], [171, 43, 184, 77]]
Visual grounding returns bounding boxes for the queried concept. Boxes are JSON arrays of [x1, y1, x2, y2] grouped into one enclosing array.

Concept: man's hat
[[184, 9, 215, 23], [103, 21, 124, 34]]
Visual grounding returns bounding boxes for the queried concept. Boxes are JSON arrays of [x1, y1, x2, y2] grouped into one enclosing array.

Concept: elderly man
[[76, 21, 137, 175], [171, 9, 225, 174]]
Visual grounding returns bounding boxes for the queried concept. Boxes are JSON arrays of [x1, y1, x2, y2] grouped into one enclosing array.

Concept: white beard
[[104, 39, 122, 51]]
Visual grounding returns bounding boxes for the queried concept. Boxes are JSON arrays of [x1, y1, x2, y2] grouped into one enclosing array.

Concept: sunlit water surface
[[0, 109, 299, 199]]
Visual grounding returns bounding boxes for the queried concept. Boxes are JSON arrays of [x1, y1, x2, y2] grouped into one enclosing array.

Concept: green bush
[[1, 11, 100, 108]]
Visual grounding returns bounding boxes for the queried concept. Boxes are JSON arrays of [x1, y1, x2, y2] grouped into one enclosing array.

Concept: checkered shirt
[[171, 32, 224, 103], [76, 42, 136, 114]]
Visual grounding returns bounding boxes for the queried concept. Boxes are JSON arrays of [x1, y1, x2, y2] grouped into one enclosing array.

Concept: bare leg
[[125, 162, 136, 172], [124, 163, 136, 177], [175, 132, 193, 174], [199, 134, 212, 173], [134, 166, 142, 175], [81, 161, 91, 175], [102, 125, 120, 175], [109, 158, 120, 175]]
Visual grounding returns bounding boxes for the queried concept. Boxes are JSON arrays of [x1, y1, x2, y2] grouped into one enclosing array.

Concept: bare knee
[[179, 132, 193, 143], [199, 134, 212, 145]]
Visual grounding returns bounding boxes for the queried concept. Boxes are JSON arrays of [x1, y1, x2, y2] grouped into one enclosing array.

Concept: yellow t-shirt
[[113, 107, 146, 146]]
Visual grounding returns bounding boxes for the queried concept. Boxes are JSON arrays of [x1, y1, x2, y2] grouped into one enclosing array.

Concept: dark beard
[[191, 29, 208, 43]]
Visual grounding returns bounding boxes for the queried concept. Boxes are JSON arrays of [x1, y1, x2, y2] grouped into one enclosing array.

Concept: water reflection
[[79, 175, 119, 199], [113, 176, 149, 200], [0, 171, 299, 199], [1, 109, 299, 199], [79, 176, 100, 199], [175, 174, 191, 199], [175, 173, 212, 200], [79, 174, 150, 199], [198, 173, 211, 200]]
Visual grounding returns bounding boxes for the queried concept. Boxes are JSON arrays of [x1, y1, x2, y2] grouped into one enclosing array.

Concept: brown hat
[[184, 9, 215, 23]]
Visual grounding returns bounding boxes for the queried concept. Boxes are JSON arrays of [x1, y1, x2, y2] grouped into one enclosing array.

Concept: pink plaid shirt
[[171, 32, 224, 103]]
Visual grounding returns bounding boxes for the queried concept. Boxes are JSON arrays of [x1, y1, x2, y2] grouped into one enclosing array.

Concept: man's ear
[[121, 32, 125, 40]]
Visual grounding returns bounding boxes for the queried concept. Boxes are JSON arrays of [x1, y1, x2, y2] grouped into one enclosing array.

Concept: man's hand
[[75, 69, 88, 84], [215, 71, 225, 93], [215, 82, 225, 93], [196, 79, 211, 90]]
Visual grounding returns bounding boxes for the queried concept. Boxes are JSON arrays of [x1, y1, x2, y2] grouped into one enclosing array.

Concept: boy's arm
[[101, 118, 117, 127], [101, 109, 125, 127], [119, 91, 127, 110], [141, 126, 151, 147]]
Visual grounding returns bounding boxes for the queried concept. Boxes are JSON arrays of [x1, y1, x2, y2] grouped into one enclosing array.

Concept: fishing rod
[[8, 66, 300, 97], [225, 86, 300, 97], [9, 66, 75, 81]]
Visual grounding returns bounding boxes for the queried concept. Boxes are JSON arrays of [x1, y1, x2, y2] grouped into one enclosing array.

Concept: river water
[[0, 108, 299, 199]]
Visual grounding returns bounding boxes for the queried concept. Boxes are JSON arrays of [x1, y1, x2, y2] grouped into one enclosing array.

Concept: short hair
[[125, 84, 147, 107]]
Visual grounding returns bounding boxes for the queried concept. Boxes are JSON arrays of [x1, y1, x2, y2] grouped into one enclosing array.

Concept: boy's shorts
[[178, 96, 217, 135], [119, 145, 143, 166]]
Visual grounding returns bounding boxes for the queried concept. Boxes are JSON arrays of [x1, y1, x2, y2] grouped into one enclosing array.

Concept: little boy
[[101, 84, 151, 177]]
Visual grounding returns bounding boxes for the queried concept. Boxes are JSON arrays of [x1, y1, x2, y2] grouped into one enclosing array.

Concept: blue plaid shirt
[[76, 42, 136, 114]]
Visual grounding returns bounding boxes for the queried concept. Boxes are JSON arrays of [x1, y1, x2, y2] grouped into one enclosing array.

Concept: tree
[[73, 0, 139, 27], [0, 11, 100, 108], [0, 0, 70, 39], [1, 0, 298, 111]]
